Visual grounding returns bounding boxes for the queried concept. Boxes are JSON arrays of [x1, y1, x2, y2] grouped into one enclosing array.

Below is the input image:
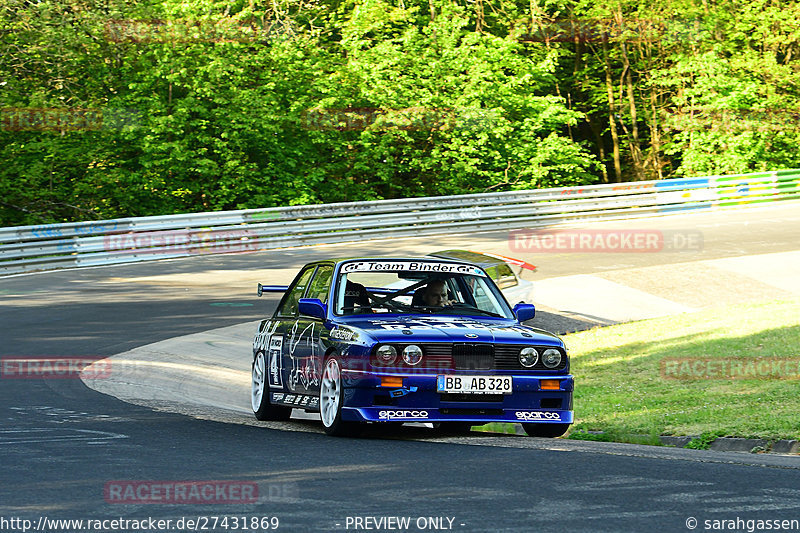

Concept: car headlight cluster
[[375, 345, 397, 365], [402, 345, 423, 366], [518, 347, 538, 368], [374, 344, 424, 366], [542, 348, 562, 368], [519, 347, 563, 368]]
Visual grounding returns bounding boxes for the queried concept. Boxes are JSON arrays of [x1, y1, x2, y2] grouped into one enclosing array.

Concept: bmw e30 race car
[[250, 257, 573, 437]]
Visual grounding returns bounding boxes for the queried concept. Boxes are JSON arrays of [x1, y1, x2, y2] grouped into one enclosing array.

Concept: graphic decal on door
[[287, 320, 321, 392]]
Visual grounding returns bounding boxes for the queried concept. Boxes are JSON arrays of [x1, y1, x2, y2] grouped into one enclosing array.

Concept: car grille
[[452, 343, 493, 370], [419, 343, 454, 369]]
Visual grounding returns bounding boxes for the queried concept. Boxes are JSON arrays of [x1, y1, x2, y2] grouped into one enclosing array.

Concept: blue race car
[[251, 257, 573, 437]]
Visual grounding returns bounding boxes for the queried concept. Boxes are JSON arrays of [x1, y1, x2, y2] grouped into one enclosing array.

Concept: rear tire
[[319, 356, 360, 437], [251, 352, 291, 421], [522, 423, 570, 438]]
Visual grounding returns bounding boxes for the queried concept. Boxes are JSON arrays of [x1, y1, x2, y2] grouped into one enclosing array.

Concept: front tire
[[319, 355, 360, 437], [251, 352, 291, 421], [522, 423, 570, 438]]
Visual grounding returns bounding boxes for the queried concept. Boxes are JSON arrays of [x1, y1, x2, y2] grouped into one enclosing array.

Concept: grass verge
[[476, 298, 800, 443], [567, 297, 800, 441]]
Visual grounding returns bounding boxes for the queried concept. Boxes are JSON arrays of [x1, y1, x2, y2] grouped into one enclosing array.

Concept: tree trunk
[[602, 35, 623, 182], [589, 118, 610, 183], [621, 40, 645, 180]]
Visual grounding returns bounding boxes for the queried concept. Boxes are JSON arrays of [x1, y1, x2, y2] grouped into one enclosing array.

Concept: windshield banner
[[341, 261, 486, 276]]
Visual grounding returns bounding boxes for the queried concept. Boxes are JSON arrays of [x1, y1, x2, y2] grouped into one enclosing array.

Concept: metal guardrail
[[2, 169, 799, 275]]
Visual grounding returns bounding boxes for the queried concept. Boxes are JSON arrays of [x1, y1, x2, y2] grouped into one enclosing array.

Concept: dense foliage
[[2, 0, 799, 225]]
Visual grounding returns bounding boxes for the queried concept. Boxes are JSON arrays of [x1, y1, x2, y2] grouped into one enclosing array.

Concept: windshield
[[333, 260, 514, 318]]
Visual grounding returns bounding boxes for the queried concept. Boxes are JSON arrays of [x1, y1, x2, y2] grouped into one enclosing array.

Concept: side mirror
[[298, 298, 327, 320], [513, 303, 535, 323]]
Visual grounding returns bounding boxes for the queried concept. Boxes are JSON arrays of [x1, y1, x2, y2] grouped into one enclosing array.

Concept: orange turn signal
[[540, 379, 561, 390], [381, 377, 404, 388]]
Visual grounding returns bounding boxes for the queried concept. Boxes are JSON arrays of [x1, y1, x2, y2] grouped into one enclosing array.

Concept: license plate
[[437, 375, 513, 394]]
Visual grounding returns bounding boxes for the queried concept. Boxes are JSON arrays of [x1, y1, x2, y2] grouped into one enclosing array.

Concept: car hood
[[338, 315, 562, 346]]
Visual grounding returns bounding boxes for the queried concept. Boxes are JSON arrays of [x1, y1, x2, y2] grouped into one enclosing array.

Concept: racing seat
[[342, 281, 371, 315], [411, 288, 427, 307]]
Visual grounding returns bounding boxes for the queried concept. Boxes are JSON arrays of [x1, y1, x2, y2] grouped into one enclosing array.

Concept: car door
[[285, 264, 334, 404], [270, 265, 317, 401]]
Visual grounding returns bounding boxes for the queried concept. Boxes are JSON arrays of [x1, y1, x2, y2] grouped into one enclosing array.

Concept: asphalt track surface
[[2, 202, 800, 533]]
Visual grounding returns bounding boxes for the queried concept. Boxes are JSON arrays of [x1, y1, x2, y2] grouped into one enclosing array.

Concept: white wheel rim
[[251, 352, 266, 412], [320, 358, 341, 427]]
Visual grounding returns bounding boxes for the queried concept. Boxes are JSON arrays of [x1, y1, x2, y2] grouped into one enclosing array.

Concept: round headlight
[[519, 347, 539, 368], [402, 345, 423, 366], [376, 345, 397, 365], [542, 348, 562, 368]]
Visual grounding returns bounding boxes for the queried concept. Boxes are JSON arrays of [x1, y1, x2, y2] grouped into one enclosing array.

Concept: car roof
[[426, 249, 508, 268]]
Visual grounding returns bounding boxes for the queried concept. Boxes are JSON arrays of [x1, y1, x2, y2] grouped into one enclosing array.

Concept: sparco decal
[[378, 410, 429, 420], [515, 411, 561, 421]]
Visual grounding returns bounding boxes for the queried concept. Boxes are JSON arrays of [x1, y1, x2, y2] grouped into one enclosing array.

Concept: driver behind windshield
[[420, 279, 451, 307]]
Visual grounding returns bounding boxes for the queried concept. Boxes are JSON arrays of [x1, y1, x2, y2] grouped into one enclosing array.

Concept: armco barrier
[[1, 169, 799, 275]]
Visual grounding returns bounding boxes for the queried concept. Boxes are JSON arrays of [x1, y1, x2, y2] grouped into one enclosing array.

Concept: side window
[[496, 264, 518, 289], [469, 276, 490, 307], [446, 277, 465, 304], [306, 265, 334, 304], [276, 267, 316, 317]]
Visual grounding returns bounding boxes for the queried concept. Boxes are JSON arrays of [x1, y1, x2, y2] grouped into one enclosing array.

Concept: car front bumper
[[340, 369, 574, 424]]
